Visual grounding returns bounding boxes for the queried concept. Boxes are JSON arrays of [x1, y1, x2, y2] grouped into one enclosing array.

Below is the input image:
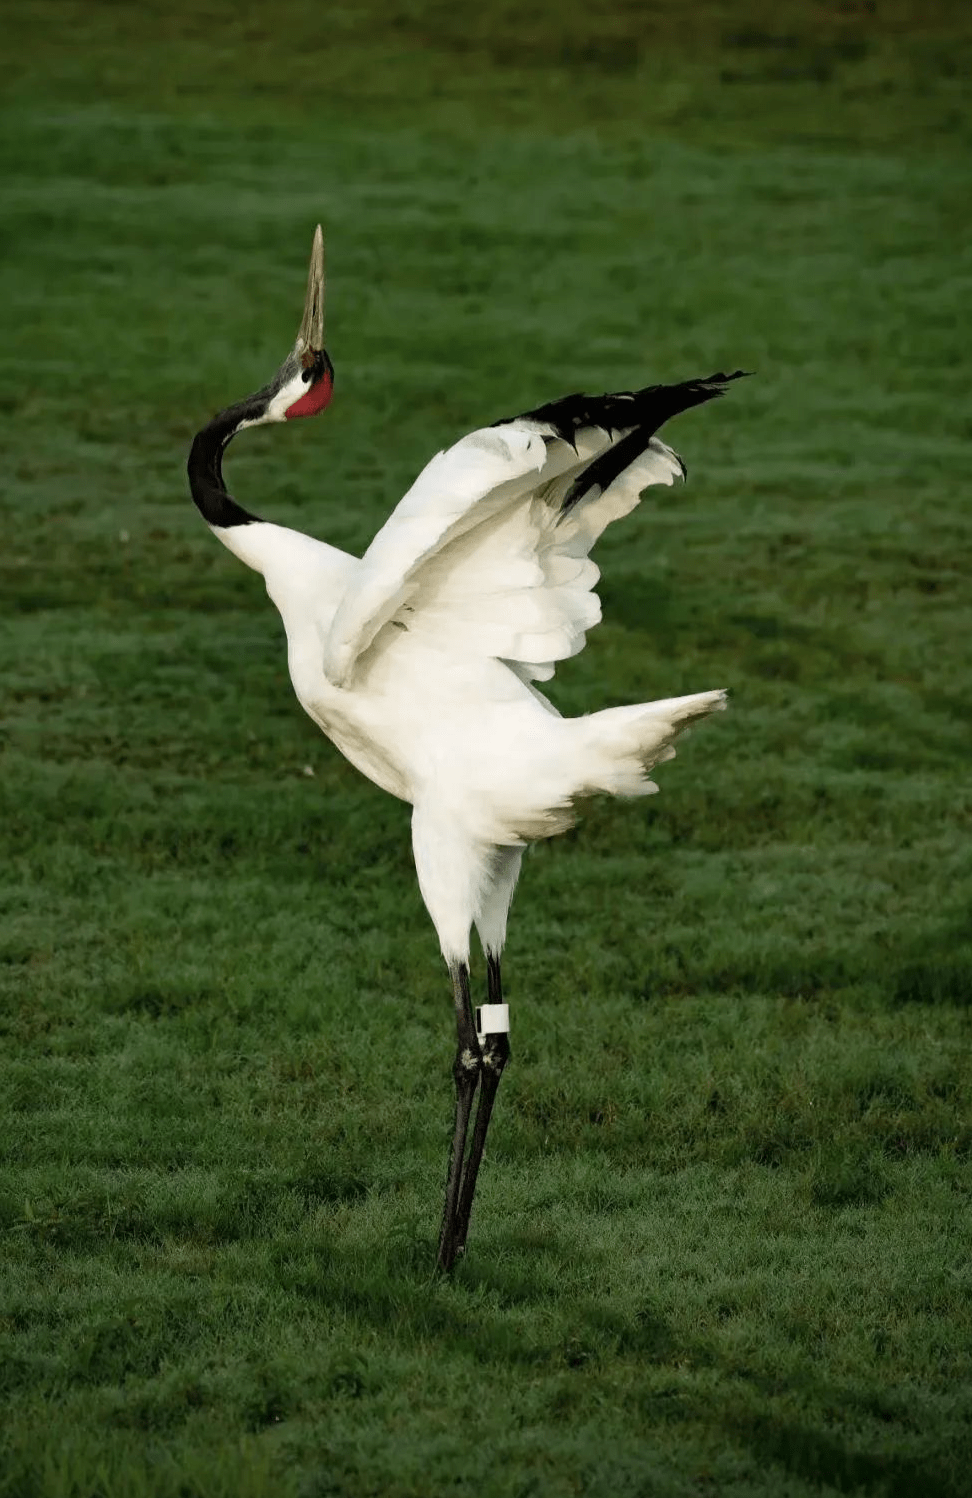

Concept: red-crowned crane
[[188, 226, 742, 1272]]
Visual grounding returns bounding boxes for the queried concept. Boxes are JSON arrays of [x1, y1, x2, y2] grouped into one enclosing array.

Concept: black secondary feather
[[495, 371, 749, 515]]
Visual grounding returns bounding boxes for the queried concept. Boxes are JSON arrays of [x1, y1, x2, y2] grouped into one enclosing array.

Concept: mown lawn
[[2, 2, 971, 1494]]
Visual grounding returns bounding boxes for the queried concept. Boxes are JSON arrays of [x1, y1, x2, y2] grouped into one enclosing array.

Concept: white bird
[[188, 226, 742, 1271]]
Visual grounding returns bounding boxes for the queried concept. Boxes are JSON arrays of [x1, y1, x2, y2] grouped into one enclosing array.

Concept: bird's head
[[244, 223, 334, 428]]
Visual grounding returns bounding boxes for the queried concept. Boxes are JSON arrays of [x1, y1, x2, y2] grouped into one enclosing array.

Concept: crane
[[187, 226, 742, 1271]]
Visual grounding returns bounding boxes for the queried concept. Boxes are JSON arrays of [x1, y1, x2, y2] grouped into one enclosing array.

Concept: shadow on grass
[[280, 1232, 967, 1498], [638, 916, 972, 1007], [724, 1410, 961, 1498], [1, 1161, 371, 1255], [5, 1197, 966, 1492], [893, 920, 972, 1007]]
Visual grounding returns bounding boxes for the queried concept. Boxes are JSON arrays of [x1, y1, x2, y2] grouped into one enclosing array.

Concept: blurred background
[[2, 3, 970, 1495]]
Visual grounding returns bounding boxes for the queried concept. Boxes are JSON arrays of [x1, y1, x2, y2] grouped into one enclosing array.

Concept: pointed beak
[[296, 224, 325, 358]]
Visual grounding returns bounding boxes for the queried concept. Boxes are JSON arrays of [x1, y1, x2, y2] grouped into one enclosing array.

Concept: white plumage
[[213, 418, 724, 959], [187, 226, 739, 1268]]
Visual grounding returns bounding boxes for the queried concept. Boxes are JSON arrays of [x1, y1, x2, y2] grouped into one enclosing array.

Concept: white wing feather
[[323, 418, 685, 689]]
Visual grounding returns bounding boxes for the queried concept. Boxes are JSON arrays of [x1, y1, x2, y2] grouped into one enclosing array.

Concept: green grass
[[2, 2, 971, 1494]]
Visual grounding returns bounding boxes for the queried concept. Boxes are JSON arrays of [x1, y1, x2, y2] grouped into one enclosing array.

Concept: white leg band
[[476, 1003, 510, 1041]]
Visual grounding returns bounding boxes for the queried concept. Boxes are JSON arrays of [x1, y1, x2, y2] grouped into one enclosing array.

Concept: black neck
[[187, 395, 266, 529]]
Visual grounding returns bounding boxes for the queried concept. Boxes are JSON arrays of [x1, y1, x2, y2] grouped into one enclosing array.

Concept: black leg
[[437, 961, 481, 1273], [454, 953, 510, 1256]]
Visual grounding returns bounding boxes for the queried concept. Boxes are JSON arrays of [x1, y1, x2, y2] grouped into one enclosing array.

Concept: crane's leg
[[454, 952, 510, 1255], [437, 960, 481, 1273]]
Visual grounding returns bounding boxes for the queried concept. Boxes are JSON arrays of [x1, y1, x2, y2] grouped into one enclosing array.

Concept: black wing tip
[[650, 369, 753, 404], [686, 370, 753, 410], [556, 369, 748, 516], [495, 369, 752, 439], [697, 368, 753, 389]]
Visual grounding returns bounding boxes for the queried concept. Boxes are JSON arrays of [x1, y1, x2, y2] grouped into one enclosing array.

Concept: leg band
[[475, 1003, 510, 1042]]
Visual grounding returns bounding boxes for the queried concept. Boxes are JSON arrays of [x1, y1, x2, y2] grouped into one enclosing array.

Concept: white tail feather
[[575, 689, 727, 800]]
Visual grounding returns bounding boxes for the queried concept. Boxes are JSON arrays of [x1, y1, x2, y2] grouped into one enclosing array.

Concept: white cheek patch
[[264, 371, 309, 423]]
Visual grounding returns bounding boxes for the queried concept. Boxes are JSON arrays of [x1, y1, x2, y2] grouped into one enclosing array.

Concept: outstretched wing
[[323, 373, 746, 688]]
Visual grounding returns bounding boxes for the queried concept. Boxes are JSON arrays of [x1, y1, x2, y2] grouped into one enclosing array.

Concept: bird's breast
[[286, 627, 561, 832], [287, 639, 413, 803]]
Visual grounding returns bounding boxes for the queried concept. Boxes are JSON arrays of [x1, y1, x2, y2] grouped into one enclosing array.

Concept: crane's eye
[[302, 368, 313, 384]]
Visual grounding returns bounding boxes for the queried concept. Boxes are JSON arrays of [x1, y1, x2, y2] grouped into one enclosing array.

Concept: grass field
[[2, 2, 971, 1494]]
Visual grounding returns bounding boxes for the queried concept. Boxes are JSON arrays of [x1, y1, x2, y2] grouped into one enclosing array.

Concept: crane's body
[[188, 227, 740, 1270]]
